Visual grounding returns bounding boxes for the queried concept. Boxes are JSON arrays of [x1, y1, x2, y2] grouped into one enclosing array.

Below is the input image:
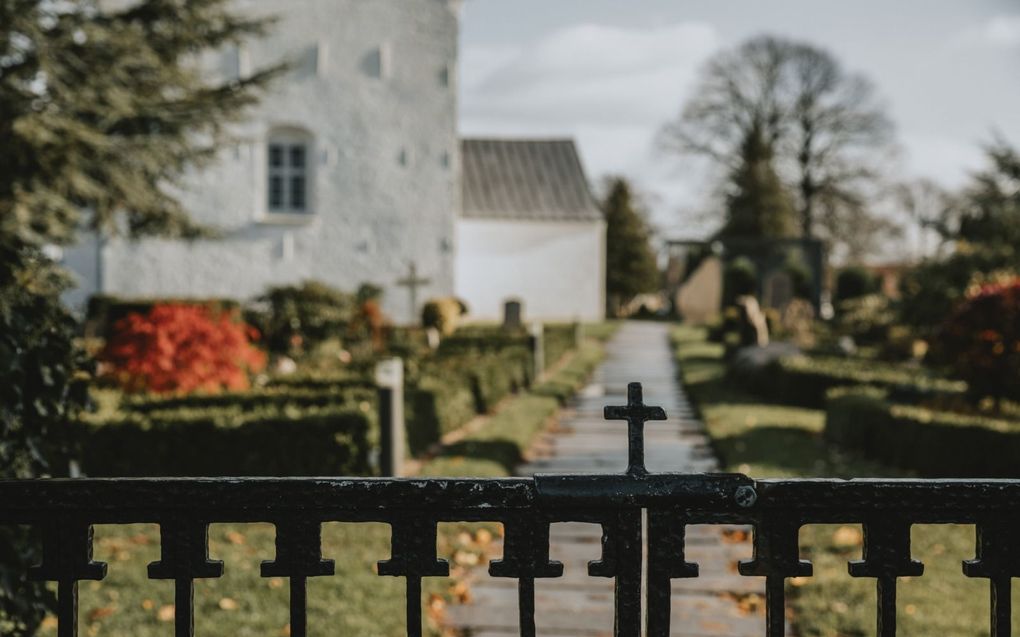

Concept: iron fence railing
[[2, 383, 1019, 637]]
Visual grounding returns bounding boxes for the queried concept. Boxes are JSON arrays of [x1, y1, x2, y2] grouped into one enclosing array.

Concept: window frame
[[263, 127, 315, 218]]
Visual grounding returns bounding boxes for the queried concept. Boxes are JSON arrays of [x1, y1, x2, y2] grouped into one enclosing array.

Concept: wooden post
[[375, 357, 404, 477], [528, 322, 544, 383], [573, 320, 584, 349]]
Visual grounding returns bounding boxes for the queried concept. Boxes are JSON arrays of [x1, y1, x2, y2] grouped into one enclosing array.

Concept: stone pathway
[[445, 321, 770, 636]]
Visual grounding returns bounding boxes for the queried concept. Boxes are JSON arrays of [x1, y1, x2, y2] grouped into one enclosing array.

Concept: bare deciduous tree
[[661, 35, 895, 252]]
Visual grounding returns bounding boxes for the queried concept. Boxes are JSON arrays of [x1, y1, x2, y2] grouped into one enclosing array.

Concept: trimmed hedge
[[543, 323, 577, 369], [67, 405, 372, 477], [406, 379, 477, 456], [406, 347, 532, 455], [731, 354, 965, 409], [824, 386, 1020, 477], [120, 384, 375, 414]]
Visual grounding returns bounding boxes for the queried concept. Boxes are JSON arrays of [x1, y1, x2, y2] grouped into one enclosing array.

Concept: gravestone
[[374, 358, 404, 476], [528, 321, 545, 381], [676, 256, 723, 324], [735, 295, 770, 347], [503, 299, 523, 330], [762, 270, 793, 310]]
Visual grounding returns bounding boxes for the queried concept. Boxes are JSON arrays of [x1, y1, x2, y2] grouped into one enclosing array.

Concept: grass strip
[[671, 324, 997, 637]]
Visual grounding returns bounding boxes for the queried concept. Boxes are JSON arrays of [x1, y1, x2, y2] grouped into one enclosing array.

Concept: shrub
[[421, 297, 469, 336], [825, 386, 1020, 477], [251, 281, 357, 355], [86, 295, 239, 338], [406, 379, 477, 455], [899, 247, 1020, 334], [100, 304, 266, 394], [929, 277, 1020, 407], [120, 384, 375, 414], [1, 252, 90, 635], [834, 294, 896, 345], [835, 267, 876, 303], [68, 406, 371, 477], [730, 354, 965, 408], [543, 323, 577, 369]]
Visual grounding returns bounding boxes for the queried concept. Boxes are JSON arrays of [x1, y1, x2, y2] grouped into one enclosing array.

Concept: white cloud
[[459, 21, 721, 230], [952, 15, 1020, 49]]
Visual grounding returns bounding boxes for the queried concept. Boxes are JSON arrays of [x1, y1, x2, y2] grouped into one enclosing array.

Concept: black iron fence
[[2, 383, 1019, 637]]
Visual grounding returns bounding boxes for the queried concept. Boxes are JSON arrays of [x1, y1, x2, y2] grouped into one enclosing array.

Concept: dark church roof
[[461, 138, 603, 222]]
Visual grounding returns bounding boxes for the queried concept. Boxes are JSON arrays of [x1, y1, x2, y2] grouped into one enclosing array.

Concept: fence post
[[375, 357, 404, 477], [573, 320, 584, 349], [529, 321, 545, 383]]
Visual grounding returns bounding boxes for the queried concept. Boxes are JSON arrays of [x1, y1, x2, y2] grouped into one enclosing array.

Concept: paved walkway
[[445, 322, 768, 636]]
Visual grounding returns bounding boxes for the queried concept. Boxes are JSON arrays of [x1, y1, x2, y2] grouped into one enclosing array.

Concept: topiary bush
[[421, 297, 469, 336], [100, 304, 266, 394], [929, 277, 1020, 408], [835, 267, 877, 304], [250, 281, 358, 355]]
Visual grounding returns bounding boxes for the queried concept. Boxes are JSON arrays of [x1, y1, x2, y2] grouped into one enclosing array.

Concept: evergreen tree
[[0, 0, 282, 272], [602, 177, 660, 315], [719, 125, 797, 238], [0, 2, 279, 633]]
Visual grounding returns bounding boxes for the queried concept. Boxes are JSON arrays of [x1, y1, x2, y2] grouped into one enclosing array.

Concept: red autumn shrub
[[100, 303, 267, 394], [931, 277, 1020, 407]]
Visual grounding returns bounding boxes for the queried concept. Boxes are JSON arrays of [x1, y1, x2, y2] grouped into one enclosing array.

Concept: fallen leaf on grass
[[87, 607, 116, 622], [449, 581, 472, 603], [721, 528, 749, 543], [218, 597, 239, 611], [157, 605, 175, 622], [832, 526, 863, 548], [475, 529, 493, 546]]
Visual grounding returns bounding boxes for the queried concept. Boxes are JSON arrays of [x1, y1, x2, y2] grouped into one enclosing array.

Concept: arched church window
[[267, 128, 313, 214]]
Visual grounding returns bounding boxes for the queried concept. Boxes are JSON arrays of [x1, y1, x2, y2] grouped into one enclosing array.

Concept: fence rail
[[2, 382, 1020, 637]]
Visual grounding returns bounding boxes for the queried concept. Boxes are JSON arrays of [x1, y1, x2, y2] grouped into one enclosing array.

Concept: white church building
[[63, 0, 606, 323]]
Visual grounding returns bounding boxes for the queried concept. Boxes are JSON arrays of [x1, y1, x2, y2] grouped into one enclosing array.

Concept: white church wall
[[455, 219, 606, 322], [73, 0, 461, 324]]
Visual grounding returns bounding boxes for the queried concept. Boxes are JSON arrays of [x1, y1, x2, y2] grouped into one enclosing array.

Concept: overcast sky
[[458, 0, 1020, 239]]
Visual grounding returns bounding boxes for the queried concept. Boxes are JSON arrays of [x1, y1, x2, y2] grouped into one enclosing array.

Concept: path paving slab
[[443, 322, 783, 636]]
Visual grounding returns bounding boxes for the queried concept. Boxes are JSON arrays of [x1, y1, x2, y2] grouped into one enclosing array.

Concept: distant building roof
[[461, 138, 602, 222]]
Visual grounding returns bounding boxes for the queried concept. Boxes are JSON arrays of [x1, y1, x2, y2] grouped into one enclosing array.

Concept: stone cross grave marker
[[396, 262, 430, 324]]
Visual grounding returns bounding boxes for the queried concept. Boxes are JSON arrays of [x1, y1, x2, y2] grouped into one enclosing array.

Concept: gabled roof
[[461, 138, 603, 222]]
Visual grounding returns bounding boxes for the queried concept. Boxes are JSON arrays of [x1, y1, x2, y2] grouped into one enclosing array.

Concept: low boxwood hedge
[[732, 354, 965, 409], [120, 384, 376, 413], [824, 386, 1020, 477], [66, 405, 372, 477], [543, 323, 577, 369]]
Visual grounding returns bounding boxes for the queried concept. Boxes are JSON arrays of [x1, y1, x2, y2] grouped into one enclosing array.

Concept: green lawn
[[48, 337, 608, 636], [671, 324, 1013, 637]]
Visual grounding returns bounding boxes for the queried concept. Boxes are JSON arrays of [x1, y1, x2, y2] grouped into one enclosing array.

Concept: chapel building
[[62, 0, 606, 323]]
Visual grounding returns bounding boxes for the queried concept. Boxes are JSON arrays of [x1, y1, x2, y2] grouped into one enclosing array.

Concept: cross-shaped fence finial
[[603, 382, 667, 476]]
